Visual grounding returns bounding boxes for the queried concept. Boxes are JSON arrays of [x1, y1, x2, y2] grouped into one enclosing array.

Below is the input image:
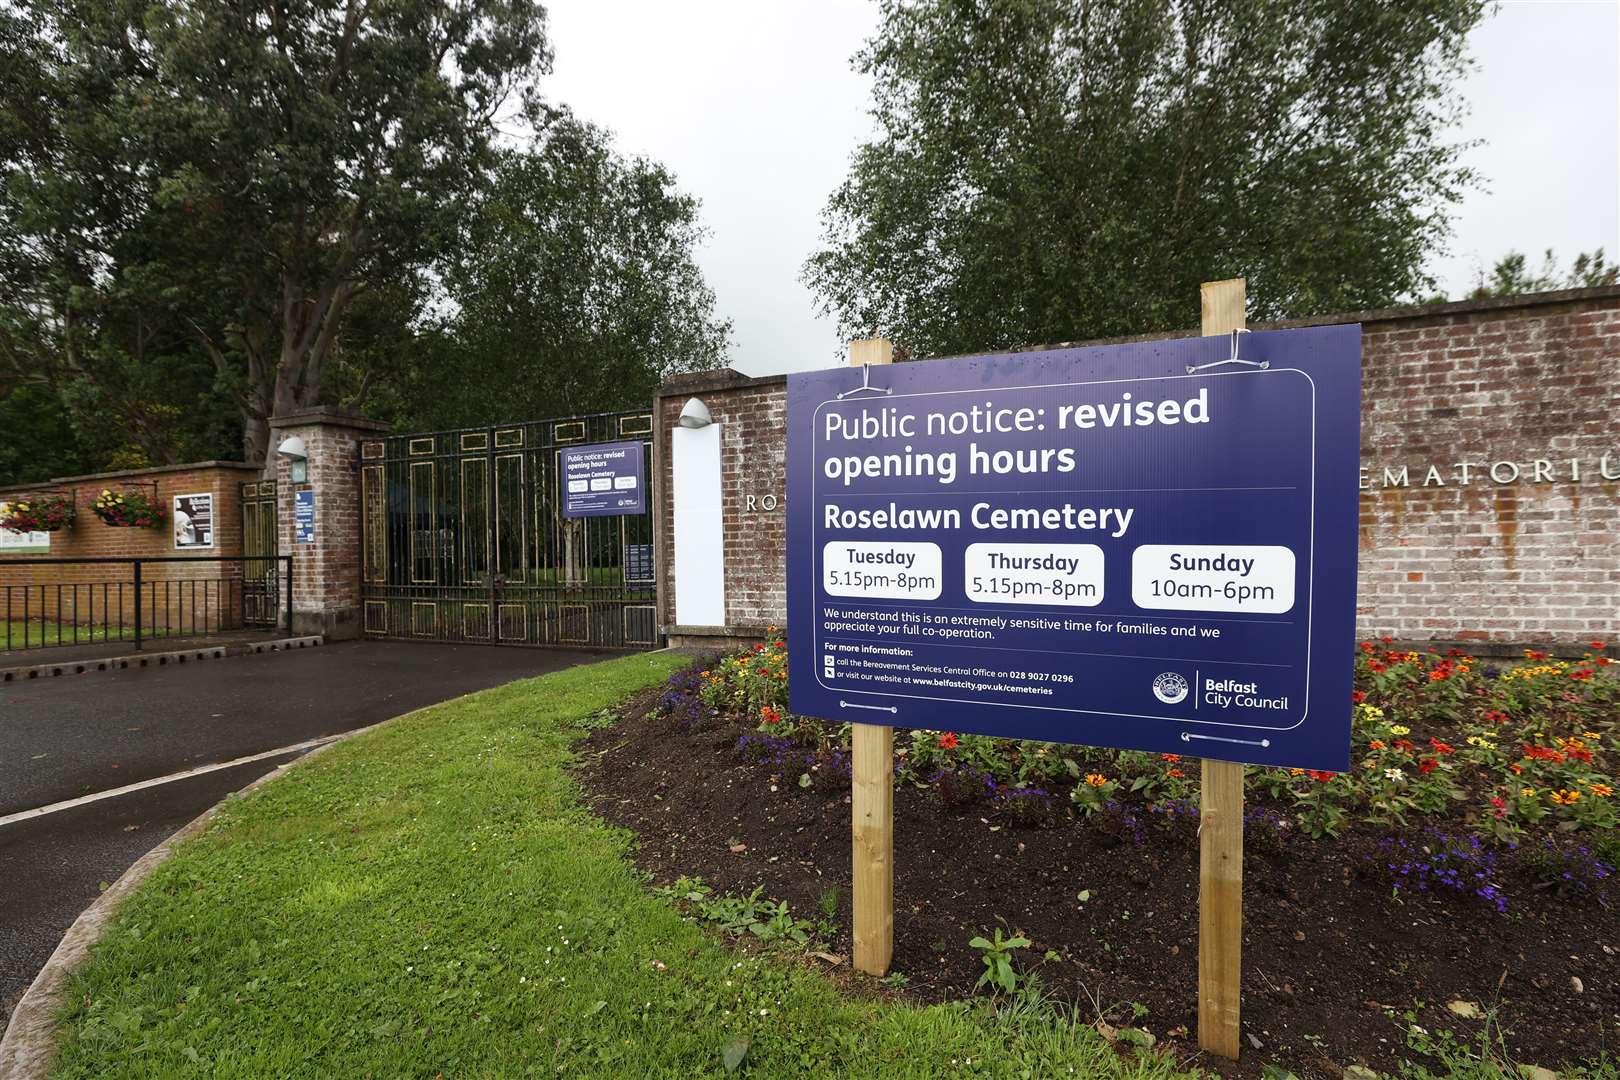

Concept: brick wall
[[0, 462, 262, 634], [657, 375, 788, 636], [268, 408, 387, 639], [656, 287, 1620, 649], [1353, 294, 1617, 645]]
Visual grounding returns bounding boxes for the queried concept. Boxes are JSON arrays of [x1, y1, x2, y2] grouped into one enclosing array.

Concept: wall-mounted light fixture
[[677, 398, 713, 430], [277, 435, 309, 484]]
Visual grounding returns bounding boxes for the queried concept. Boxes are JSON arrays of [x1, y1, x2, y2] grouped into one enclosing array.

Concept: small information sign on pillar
[[786, 289, 1360, 1055], [294, 489, 316, 545]]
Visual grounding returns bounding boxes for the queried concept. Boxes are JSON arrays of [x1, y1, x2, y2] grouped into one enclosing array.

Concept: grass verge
[[2, 620, 164, 652], [48, 652, 1190, 1079]]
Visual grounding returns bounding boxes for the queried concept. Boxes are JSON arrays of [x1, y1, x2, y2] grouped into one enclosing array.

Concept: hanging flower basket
[[91, 487, 166, 529], [0, 493, 76, 532]]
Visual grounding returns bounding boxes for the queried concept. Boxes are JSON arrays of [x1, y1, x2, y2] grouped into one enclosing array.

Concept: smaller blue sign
[[294, 489, 315, 544], [561, 441, 645, 518]]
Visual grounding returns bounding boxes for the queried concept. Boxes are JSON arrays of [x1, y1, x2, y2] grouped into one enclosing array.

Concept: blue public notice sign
[[294, 489, 315, 545], [786, 326, 1360, 771], [561, 441, 646, 518]]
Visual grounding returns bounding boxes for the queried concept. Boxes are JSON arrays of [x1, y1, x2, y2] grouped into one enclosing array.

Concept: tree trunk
[[243, 416, 270, 468]]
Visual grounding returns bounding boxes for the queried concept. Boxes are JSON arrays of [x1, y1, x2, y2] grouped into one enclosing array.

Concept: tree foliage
[[0, 384, 89, 484], [807, 0, 1487, 356], [1, 0, 552, 462], [380, 117, 731, 432], [1470, 248, 1618, 299]]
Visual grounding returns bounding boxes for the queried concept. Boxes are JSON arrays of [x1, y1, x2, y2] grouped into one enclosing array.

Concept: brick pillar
[[266, 407, 389, 640]]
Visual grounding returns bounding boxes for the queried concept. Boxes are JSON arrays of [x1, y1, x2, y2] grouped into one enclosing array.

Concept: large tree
[[379, 116, 731, 432], [806, 0, 1487, 356], [1, 0, 551, 462]]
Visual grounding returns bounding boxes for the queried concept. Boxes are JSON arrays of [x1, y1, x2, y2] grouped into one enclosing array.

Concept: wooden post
[[849, 336, 895, 977], [1197, 278, 1246, 1059]]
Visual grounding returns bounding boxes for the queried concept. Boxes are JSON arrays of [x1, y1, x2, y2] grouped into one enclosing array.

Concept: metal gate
[[358, 410, 658, 648], [239, 479, 281, 627]]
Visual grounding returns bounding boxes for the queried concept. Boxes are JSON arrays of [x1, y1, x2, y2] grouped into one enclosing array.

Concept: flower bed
[[577, 634, 1619, 1078], [680, 633, 1617, 849]]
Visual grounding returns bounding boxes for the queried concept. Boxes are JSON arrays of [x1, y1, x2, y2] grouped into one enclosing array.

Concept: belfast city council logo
[[1152, 671, 1189, 705]]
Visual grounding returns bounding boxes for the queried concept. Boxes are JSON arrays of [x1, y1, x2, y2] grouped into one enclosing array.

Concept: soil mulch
[[576, 677, 1618, 1079]]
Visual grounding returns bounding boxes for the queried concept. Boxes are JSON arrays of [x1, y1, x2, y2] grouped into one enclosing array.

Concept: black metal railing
[[0, 556, 291, 653]]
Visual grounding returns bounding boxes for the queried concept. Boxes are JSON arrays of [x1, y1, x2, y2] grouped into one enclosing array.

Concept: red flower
[[1351, 691, 1366, 704], [1567, 747, 1594, 764], [1429, 738, 1454, 755], [937, 732, 958, 750], [1307, 770, 1337, 783], [1418, 758, 1438, 774], [1570, 669, 1593, 681], [1490, 796, 1506, 810], [1160, 753, 1181, 762], [1368, 661, 1386, 673], [1428, 669, 1449, 682], [1379, 636, 1393, 645], [1167, 767, 1185, 778], [1522, 744, 1564, 763], [1483, 709, 1509, 724], [1526, 650, 1549, 661], [760, 706, 782, 725], [1392, 739, 1416, 754], [1591, 641, 1607, 651], [1360, 642, 1376, 654]]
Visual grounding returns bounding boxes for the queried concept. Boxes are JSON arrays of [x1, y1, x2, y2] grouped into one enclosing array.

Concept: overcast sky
[[544, 0, 1620, 377]]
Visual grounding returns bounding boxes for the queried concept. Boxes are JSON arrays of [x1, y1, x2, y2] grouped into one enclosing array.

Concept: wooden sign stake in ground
[[848, 335, 896, 977], [1198, 277, 1247, 1059]]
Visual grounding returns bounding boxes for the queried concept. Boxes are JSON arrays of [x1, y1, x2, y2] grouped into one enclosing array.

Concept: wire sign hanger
[[838, 361, 893, 400], [1187, 328, 1267, 374]]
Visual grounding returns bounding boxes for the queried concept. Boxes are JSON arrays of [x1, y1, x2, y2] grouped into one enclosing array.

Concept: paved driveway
[[0, 641, 605, 1022]]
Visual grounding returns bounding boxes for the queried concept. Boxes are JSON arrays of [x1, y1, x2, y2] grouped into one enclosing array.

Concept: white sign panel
[[173, 493, 215, 549]]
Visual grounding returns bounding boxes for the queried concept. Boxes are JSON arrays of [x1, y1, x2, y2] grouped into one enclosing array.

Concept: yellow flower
[[1521, 787, 1536, 798], [1589, 783, 1613, 798], [1085, 773, 1109, 787], [1550, 789, 1580, 806], [1390, 725, 1410, 736], [1289, 768, 1305, 776], [1582, 731, 1601, 740]]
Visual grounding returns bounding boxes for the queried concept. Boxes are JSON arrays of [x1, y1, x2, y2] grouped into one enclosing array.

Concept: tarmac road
[[0, 640, 604, 1022]]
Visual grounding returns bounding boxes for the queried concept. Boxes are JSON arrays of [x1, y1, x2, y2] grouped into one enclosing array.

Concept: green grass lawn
[[49, 653, 1191, 1079], [1, 620, 169, 652]]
